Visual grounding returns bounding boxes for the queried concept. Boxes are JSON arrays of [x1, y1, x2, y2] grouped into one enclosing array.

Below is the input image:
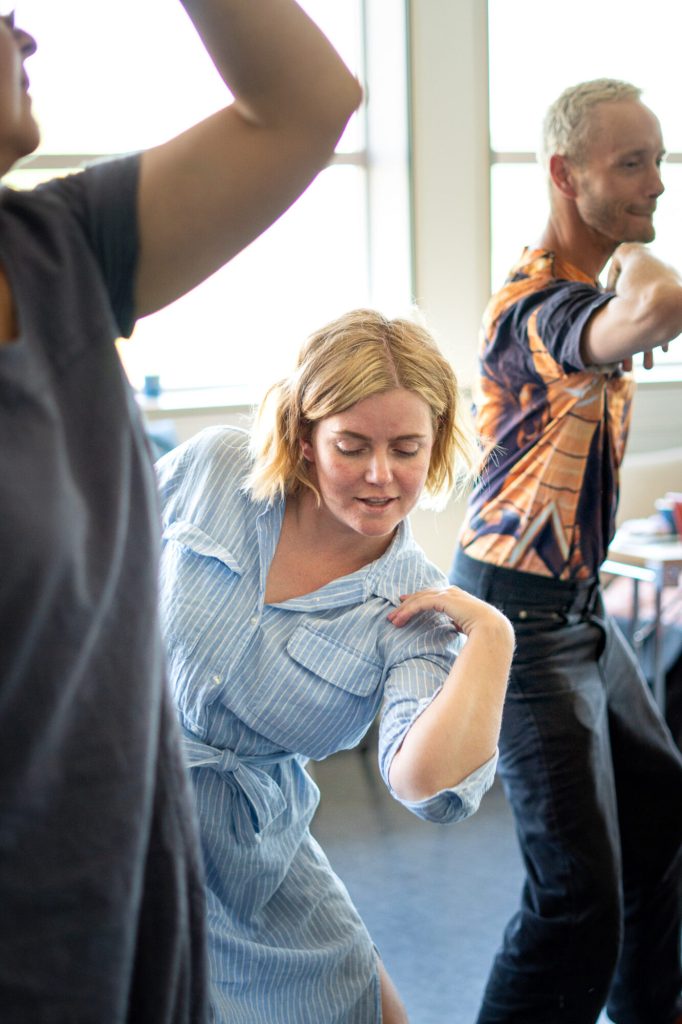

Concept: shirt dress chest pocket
[[250, 623, 385, 759], [160, 519, 242, 659]]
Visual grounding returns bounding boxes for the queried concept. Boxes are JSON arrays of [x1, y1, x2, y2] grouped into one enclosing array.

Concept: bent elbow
[[284, 77, 362, 175], [316, 76, 363, 150], [341, 76, 364, 123], [389, 760, 466, 804]]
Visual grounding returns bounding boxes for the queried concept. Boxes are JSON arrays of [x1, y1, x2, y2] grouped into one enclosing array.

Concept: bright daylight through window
[[10, 0, 373, 400], [488, 0, 682, 381]]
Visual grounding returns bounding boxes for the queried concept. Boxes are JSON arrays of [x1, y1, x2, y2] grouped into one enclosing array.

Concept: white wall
[[408, 0, 490, 390]]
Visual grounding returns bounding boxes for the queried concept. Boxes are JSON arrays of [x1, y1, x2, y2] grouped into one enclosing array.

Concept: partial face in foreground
[[0, 13, 38, 174], [570, 99, 665, 244], [301, 388, 435, 544]]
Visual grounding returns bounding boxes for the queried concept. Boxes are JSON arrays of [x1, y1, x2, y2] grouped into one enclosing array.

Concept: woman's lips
[[357, 496, 396, 507]]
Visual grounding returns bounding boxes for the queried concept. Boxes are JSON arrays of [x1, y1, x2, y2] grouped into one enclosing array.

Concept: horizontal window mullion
[[21, 151, 368, 172], [491, 151, 682, 165]]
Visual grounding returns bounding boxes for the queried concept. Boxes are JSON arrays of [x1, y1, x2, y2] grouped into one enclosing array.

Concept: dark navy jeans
[[451, 550, 682, 1024]]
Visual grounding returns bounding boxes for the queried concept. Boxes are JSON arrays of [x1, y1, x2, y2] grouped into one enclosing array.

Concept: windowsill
[[632, 367, 682, 386], [135, 385, 259, 419], [136, 370, 682, 420]]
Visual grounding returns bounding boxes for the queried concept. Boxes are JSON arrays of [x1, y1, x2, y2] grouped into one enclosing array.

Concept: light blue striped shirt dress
[[156, 426, 497, 1023]]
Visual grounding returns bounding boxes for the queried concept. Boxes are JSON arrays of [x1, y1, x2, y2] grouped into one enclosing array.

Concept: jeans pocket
[[505, 607, 565, 629]]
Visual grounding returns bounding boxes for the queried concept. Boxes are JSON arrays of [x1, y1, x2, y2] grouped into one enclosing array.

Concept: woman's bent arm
[[387, 587, 514, 802]]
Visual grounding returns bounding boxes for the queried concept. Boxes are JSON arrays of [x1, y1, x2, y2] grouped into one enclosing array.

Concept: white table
[[602, 535, 682, 712]]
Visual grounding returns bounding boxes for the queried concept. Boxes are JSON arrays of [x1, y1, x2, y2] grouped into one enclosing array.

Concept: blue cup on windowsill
[[143, 374, 162, 398]]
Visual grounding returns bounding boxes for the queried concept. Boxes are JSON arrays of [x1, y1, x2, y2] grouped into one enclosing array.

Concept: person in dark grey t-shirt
[[0, 5, 361, 1022]]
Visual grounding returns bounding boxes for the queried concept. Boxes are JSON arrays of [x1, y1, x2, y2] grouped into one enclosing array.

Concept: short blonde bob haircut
[[540, 78, 641, 172], [246, 308, 479, 510]]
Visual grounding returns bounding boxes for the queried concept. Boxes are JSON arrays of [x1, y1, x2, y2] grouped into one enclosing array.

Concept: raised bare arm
[[135, 0, 362, 318]]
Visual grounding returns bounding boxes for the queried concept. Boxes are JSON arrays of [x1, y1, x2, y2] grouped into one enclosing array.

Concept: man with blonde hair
[[450, 79, 682, 1023]]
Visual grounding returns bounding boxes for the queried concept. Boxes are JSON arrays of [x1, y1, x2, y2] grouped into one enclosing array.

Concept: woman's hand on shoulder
[[386, 584, 514, 802], [387, 585, 514, 647]]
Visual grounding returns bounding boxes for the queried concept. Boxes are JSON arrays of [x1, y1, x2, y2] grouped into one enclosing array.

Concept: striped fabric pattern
[[156, 427, 498, 1022]]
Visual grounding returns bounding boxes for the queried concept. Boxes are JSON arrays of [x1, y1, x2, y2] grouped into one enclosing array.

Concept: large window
[[488, 0, 682, 381], [10, 1, 410, 400]]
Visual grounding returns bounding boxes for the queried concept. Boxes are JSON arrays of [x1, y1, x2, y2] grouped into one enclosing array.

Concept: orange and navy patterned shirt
[[459, 248, 636, 581]]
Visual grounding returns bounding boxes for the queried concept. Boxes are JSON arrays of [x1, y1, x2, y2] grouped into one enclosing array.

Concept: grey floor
[[311, 743, 613, 1024]]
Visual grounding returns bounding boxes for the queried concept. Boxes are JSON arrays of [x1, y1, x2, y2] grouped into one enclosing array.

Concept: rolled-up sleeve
[[377, 618, 498, 823], [389, 747, 498, 824]]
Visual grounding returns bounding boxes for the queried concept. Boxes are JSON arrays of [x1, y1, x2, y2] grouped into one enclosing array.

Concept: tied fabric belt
[[182, 729, 296, 844]]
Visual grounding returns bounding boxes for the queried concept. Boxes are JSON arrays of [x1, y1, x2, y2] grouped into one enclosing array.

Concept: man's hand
[[637, 340, 669, 371], [622, 342, 670, 372]]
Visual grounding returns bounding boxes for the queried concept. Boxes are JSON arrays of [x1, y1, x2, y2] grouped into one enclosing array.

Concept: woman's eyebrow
[[333, 429, 428, 441]]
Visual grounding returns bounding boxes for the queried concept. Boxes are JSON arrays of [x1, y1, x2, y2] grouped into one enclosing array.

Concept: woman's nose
[[365, 452, 393, 484]]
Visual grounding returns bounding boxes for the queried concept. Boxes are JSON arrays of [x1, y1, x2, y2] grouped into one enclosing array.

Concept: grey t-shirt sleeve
[[42, 154, 141, 339]]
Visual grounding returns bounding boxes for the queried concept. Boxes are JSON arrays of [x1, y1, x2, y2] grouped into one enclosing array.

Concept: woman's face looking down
[[300, 387, 435, 544]]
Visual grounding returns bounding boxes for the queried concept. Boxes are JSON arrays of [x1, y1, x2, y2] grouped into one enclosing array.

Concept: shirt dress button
[[212, 674, 222, 686]]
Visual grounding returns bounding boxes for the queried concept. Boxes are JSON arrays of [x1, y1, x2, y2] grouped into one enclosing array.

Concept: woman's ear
[[300, 435, 314, 463]]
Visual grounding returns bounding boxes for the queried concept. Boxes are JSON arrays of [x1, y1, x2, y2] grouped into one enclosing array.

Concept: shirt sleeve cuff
[[391, 750, 499, 823]]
